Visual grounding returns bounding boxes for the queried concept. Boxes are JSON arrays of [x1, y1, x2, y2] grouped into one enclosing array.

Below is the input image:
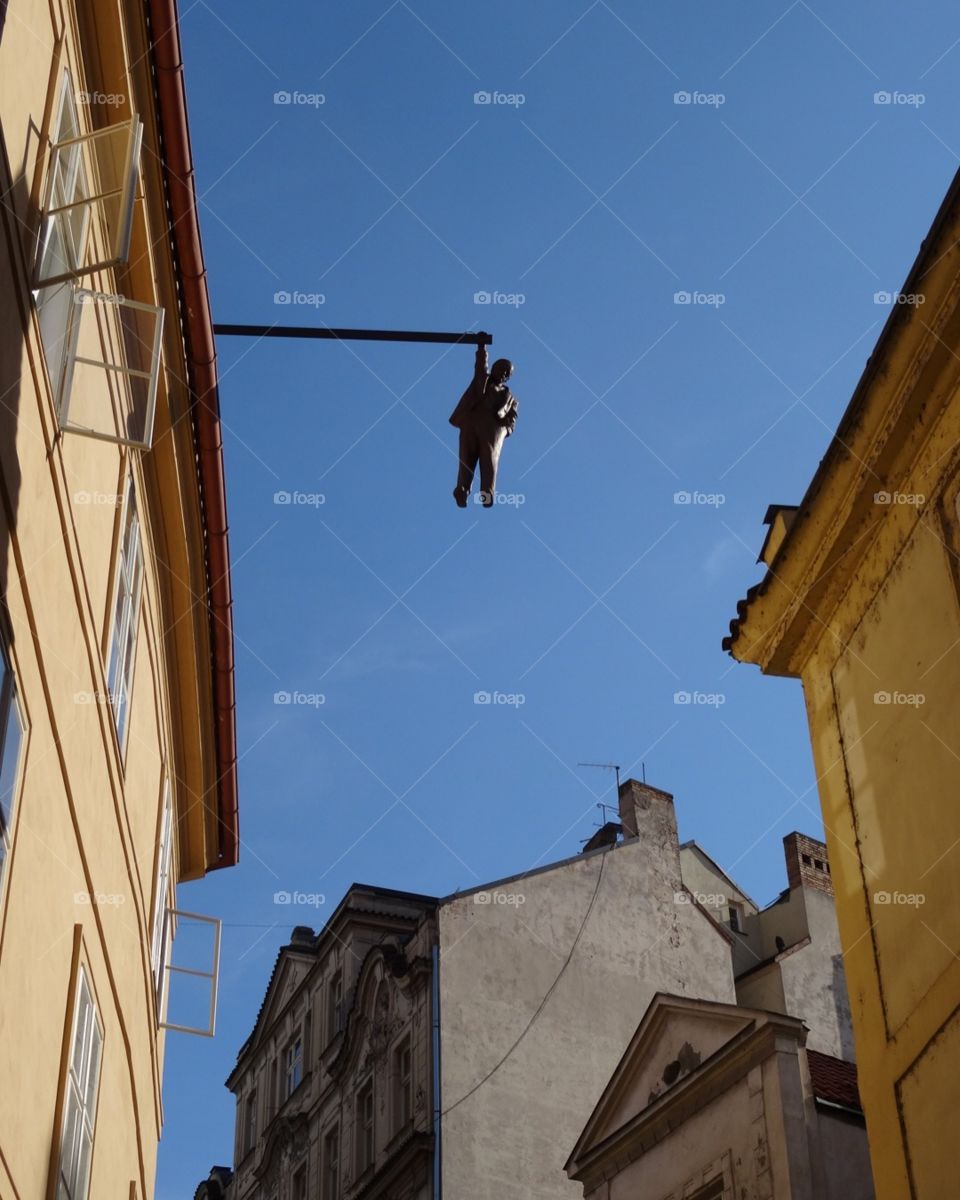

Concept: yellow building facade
[[725, 169, 960, 1199], [0, 1, 237, 1197]]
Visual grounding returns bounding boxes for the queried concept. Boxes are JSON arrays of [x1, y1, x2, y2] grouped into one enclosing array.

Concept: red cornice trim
[[147, 0, 238, 869]]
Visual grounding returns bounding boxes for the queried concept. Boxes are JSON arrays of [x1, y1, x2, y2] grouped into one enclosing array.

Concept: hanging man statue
[[449, 336, 518, 508]]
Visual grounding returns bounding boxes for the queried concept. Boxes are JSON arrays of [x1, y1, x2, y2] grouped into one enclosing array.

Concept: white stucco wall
[[438, 791, 737, 1200]]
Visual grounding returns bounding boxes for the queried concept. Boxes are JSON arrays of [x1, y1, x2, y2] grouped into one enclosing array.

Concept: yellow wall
[[0, 1, 224, 1197], [728, 175, 960, 1199]]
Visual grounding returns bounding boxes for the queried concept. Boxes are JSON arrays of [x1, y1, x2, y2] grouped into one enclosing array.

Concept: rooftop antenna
[[577, 761, 621, 821]]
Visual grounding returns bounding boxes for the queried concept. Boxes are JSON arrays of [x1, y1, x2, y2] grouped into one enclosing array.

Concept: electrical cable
[[441, 851, 607, 1116]]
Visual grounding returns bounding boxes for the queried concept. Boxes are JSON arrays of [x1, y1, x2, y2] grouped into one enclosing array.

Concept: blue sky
[[157, 1, 960, 1192]]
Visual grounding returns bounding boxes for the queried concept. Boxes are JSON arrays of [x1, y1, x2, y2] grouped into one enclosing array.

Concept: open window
[[34, 73, 162, 450], [150, 781, 174, 1001], [35, 115, 142, 287], [57, 285, 163, 449], [157, 908, 222, 1037]]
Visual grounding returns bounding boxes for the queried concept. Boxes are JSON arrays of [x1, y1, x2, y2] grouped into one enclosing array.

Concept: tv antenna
[[578, 761, 621, 819]]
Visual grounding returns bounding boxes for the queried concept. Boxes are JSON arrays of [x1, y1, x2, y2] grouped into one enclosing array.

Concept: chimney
[[289, 925, 316, 947], [618, 778, 680, 856], [783, 832, 833, 897]]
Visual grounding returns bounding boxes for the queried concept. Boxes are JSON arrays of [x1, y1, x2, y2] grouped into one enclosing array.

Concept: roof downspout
[[432, 943, 442, 1200], [146, 0, 238, 868]]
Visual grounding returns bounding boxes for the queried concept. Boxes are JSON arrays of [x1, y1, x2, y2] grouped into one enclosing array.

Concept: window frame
[[57, 963, 104, 1200], [393, 1036, 412, 1131], [105, 474, 143, 755], [0, 638, 26, 904], [356, 1078, 374, 1175], [242, 1088, 258, 1157], [322, 1125, 340, 1200], [327, 968, 343, 1041], [150, 779, 174, 1009], [284, 1031, 303, 1099]]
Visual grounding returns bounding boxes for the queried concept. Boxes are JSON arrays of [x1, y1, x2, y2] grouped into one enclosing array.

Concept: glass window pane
[[0, 683, 24, 832], [73, 1127, 92, 1200], [84, 1021, 101, 1112]]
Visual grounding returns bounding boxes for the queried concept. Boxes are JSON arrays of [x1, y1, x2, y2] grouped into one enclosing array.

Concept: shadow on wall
[[0, 131, 31, 639]]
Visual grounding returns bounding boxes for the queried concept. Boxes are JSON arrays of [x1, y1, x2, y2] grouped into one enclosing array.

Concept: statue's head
[[490, 358, 514, 386]]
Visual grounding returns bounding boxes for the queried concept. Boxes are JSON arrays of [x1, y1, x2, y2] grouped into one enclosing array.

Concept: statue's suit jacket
[[449, 345, 518, 436]]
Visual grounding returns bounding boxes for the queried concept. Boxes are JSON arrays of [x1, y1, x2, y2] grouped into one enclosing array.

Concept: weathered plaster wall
[[439, 787, 736, 1200]]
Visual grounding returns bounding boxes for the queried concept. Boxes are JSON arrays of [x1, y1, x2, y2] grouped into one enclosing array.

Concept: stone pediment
[[566, 993, 804, 1173]]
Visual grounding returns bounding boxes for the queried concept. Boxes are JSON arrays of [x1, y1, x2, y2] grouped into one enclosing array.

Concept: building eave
[[722, 165, 960, 674], [147, 0, 238, 870]]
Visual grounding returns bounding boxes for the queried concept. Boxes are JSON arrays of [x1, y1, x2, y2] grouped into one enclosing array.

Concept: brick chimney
[[783, 832, 833, 897]]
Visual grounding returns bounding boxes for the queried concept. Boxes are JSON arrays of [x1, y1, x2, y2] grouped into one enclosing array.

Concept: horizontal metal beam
[[213, 324, 492, 346]]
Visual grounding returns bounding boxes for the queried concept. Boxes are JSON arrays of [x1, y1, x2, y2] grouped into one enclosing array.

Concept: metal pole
[[213, 324, 492, 346]]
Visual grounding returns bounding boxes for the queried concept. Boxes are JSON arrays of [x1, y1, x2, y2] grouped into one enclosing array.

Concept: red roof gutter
[[147, 0, 238, 869]]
